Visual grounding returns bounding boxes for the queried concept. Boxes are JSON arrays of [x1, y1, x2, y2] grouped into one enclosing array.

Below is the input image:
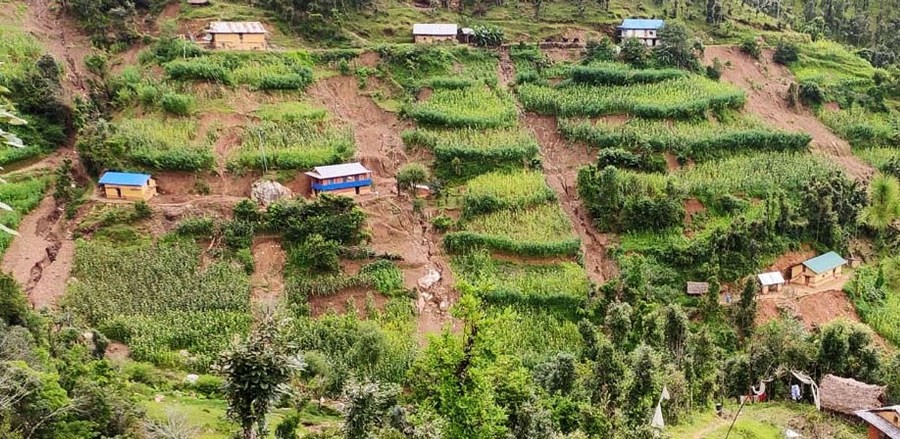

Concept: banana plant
[[0, 84, 26, 235]]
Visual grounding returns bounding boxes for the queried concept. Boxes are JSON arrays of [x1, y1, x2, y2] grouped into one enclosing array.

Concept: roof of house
[[758, 271, 786, 286], [802, 251, 848, 274], [618, 19, 665, 30], [305, 163, 372, 180], [99, 172, 152, 187], [855, 406, 900, 439], [820, 374, 886, 416], [686, 281, 709, 296], [208, 21, 267, 34], [413, 23, 458, 36], [461, 27, 475, 35]]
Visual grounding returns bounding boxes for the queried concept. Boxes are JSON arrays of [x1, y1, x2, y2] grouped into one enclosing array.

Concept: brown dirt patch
[[665, 152, 681, 171], [768, 248, 816, 272], [498, 48, 515, 89], [683, 198, 705, 226], [152, 170, 257, 199], [250, 236, 285, 308], [757, 290, 862, 331], [357, 51, 379, 68], [704, 46, 873, 181], [1, 196, 73, 310], [542, 47, 584, 63], [105, 342, 131, 363], [525, 113, 616, 284]]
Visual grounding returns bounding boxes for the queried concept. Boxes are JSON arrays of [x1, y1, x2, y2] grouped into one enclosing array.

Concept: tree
[[619, 38, 648, 68], [773, 40, 800, 64], [735, 278, 758, 340], [342, 379, 401, 438], [396, 163, 430, 191], [605, 301, 633, 348], [218, 318, 300, 439], [663, 305, 688, 364], [653, 22, 701, 71], [862, 173, 900, 244]]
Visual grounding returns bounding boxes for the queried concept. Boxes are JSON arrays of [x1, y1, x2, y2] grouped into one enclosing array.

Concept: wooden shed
[[856, 406, 900, 439], [686, 281, 709, 296], [207, 21, 267, 50], [305, 163, 373, 197], [796, 251, 848, 287], [99, 172, 156, 201], [820, 374, 886, 417], [757, 271, 785, 295], [413, 23, 458, 44]]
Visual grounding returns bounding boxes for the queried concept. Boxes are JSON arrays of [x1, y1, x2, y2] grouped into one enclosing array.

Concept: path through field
[[704, 46, 873, 181], [308, 74, 458, 338]]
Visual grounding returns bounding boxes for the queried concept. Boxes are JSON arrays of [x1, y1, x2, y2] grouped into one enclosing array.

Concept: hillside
[[0, 0, 899, 437]]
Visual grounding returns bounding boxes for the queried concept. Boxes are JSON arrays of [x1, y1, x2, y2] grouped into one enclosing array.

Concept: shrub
[[133, 201, 152, 219], [619, 38, 647, 67], [402, 128, 539, 179], [290, 234, 341, 274], [160, 92, 194, 116], [799, 81, 825, 105], [84, 53, 108, 76], [403, 87, 517, 129], [164, 59, 232, 84], [396, 163, 430, 190], [223, 220, 254, 250], [472, 25, 504, 47], [191, 374, 224, 397], [597, 148, 666, 173], [175, 217, 216, 237], [739, 37, 762, 59], [774, 40, 799, 65], [431, 214, 454, 231], [584, 38, 617, 63]]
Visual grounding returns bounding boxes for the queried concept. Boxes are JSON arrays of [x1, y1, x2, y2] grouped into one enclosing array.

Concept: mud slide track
[[704, 46, 873, 181], [308, 74, 458, 337]]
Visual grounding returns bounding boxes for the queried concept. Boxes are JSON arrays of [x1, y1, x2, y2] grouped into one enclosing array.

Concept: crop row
[[518, 77, 746, 119], [230, 119, 355, 171], [163, 51, 314, 90], [445, 204, 580, 257], [403, 86, 518, 129], [569, 65, 687, 86], [462, 170, 556, 216], [559, 117, 811, 161], [818, 107, 898, 148], [113, 117, 216, 171], [402, 128, 539, 179]]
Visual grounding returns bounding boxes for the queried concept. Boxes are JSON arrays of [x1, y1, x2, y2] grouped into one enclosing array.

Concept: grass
[[253, 101, 328, 122], [790, 40, 875, 89], [518, 76, 746, 119], [855, 147, 898, 169], [669, 402, 864, 439], [463, 203, 574, 243], [482, 306, 584, 367], [404, 86, 518, 129], [818, 106, 898, 148], [402, 128, 540, 179]]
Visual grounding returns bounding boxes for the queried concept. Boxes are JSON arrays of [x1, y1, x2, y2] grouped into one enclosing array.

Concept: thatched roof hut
[[820, 374, 886, 415], [686, 281, 709, 296]]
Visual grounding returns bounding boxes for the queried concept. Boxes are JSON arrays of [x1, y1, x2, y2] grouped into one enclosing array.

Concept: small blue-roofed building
[[305, 162, 373, 198], [98, 171, 157, 201], [795, 251, 848, 287], [618, 18, 665, 47]]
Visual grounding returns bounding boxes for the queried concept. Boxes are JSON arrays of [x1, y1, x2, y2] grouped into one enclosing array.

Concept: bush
[[290, 234, 341, 274], [191, 374, 224, 397], [133, 201, 152, 219], [431, 214, 454, 231], [597, 148, 666, 173], [175, 217, 216, 237], [799, 81, 825, 105], [223, 220, 254, 250], [396, 163, 430, 190], [84, 53, 108, 76], [739, 37, 762, 59], [472, 25, 504, 47], [584, 38, 617, 63], [164, 60, 232, 84], [160, 92, 194, 116], [774, 40, 799, 65], [705, 59, 723, 81]]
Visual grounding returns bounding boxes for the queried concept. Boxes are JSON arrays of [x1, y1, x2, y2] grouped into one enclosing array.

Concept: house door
[[115, 188, 122, 198]]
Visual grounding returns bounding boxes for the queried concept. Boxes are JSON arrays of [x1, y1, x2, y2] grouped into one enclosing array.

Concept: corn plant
[[230, 119, 354, 171], [404, 86, 517, 129], [463, 170, 556, 215], [114, 117, 216, 171]]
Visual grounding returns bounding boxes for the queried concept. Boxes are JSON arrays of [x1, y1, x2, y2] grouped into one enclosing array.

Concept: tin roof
[[802, 251, 847, 274], [757, 271, 785, 286], [413, 23, 458, 36], [686, 281, 709, 296], [618, 19, 665, 30], [305, 162, 372, 179], [208, 21, 267, 34], [856, 407, 900, 439], [99, 172, 152, 186]]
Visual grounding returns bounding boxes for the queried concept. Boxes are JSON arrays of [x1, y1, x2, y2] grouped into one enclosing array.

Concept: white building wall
[[620, 29, 659, 46]]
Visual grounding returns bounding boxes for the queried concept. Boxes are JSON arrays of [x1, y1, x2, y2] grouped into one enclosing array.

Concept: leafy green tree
[[342, 379, 401, 438], [396, 163, 430, 191], [653, 22, 701, 71], [774, 40, 800, 64], [605, 301, 633, 348], [735, 278, 758, 340], [626, 344, 660, 426], [534, 353, 576, 395], [619, 38, 648, 68], [218, 318, 299, 439], [663, 305, 688, 364], [862, 173, 900, 243]]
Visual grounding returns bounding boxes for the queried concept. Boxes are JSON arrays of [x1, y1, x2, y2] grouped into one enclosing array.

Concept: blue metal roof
[[619, 19, 665, 30], [802, 251, 847, 274], [98, 172, 152, 186]]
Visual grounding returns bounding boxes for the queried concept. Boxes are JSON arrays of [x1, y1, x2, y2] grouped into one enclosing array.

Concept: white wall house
[[618, 19, 665, 47]]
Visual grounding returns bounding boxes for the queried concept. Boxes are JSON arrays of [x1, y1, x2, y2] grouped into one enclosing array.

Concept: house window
[[346, 175, 355, 182]]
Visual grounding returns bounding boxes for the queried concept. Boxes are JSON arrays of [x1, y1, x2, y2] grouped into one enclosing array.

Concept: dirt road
[[704, 46, 873, 181]]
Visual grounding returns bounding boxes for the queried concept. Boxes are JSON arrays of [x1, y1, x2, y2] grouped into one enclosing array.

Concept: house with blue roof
[[98, 171, 157, 201], [618, 18, 665, 47], [304, 162, 373, 198]]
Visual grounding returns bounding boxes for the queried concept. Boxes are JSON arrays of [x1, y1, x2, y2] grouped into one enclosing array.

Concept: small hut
[[795, 251, 848, 287], [98, 172, 156, 201], [207, 21, 267, 50], [856, 406, 900, 439], [685, 281, 709, 297], [413, 24, 458, 44], [757, 271, 786, 294], [305, 163, 373, 197], [820, 374, 886, 416]]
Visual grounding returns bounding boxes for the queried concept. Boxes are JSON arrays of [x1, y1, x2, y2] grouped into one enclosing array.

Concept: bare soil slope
[[704, 46, 873, 180], [22, 0, 92, 97]]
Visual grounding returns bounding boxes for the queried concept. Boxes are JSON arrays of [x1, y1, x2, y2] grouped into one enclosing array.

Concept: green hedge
[[443, 231, 580, 257], [570, 65, 687, 86]]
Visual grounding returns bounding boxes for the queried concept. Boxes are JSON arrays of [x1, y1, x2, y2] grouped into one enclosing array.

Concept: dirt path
[[525, 114, 615, 285], [1, 196, 73, 310], [22, 0, 92, 99], [308, 74, 457, 337], [497, 48, 515, 89], [704, 46, 873, 181]]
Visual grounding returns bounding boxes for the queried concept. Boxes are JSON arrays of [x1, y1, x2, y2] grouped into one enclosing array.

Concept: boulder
[[251, 180, 292, 206], [417, 268, 441, 290], [184, 374, 200, 384]]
